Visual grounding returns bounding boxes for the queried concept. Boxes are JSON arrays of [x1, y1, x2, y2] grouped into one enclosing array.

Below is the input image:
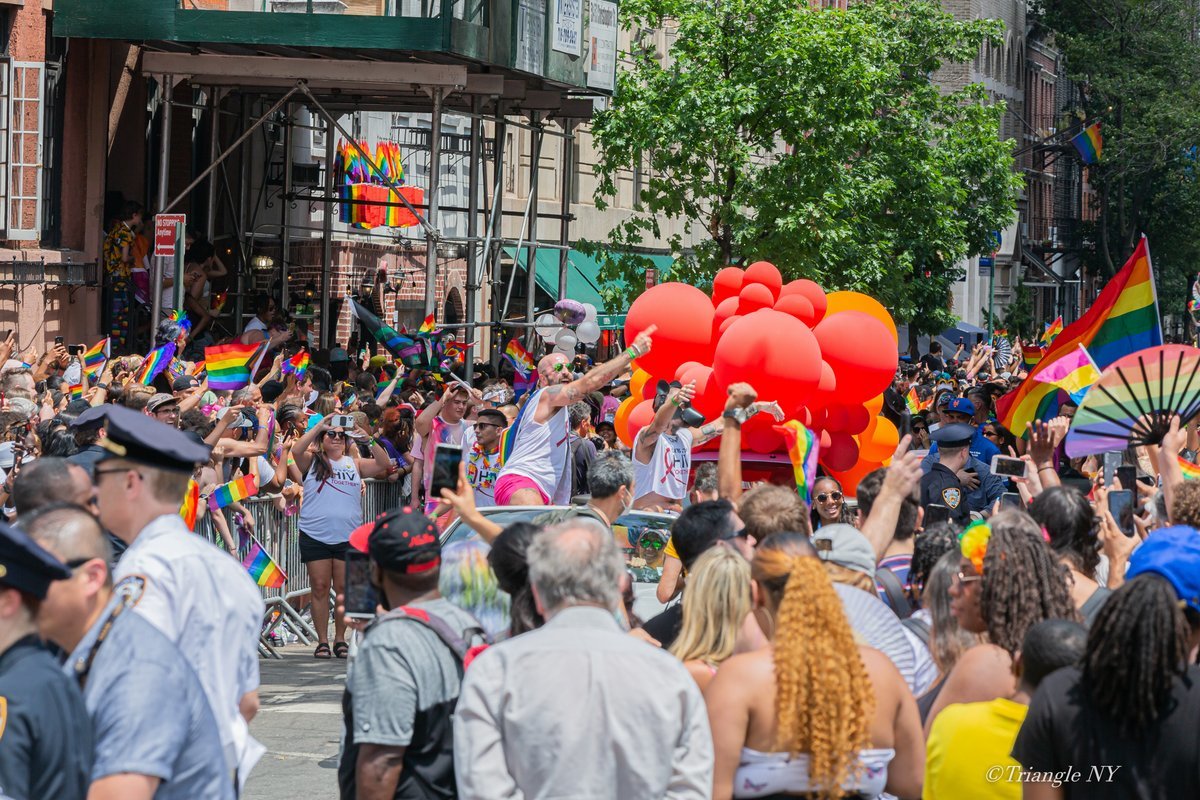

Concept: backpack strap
[[372, 605, 487, 664], [876, 566, 914, 619], [901, 615, 932, 649]]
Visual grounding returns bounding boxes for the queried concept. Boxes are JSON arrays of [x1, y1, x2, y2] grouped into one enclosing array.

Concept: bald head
[[22, 503, 111, 587], [537, 353, 571, 386], [528, 519, 624, 614]]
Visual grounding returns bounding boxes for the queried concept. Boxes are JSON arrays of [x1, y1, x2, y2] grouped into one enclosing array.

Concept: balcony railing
[[0, 259, 99, 287]]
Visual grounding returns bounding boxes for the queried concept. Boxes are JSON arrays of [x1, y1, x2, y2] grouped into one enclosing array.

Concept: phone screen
[[54, 336, 64, 346], [344, 550, 378, 619], [925, 504, 951, 525], [1102, 452, 1123, 486], [430, 444, 463, 496], [1000, 492, 1023, 509], [1116, 465, 1137, 492], [1107, 490, 1136, 538], [991, 455, 1027, 479]]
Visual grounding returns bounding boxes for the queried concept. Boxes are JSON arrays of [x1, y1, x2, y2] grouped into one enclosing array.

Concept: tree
[[587, 0, 1022, 336], [1002, 279, 1036, 340]]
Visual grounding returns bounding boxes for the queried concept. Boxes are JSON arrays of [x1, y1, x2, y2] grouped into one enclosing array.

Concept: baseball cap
[[1126, 526, 1200, 612], [349, 507, 441, 574], [146, 393, 178, 413], [172, 376, 199, 392], [946, 397, 976, 416], [813, 523, 877, 578]]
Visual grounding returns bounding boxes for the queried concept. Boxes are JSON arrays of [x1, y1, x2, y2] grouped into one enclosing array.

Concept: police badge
[[942, 487, 962, 509]]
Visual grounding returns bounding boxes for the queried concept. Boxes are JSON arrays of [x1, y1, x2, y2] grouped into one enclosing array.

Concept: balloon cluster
[[534, 301, 603, 357], [616, 262, 902, 494]]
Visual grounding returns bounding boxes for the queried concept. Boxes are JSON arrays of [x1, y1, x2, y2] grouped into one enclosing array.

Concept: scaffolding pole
[[525, 113, 542, 346], [235, 94, 251, 333], [320, 111, 336, 350], [150, 75, 173, 327], [558, 119, 575, 300], [464, 94, 483, 382], [281, 103, 293, 310], [487, 111, 507, 368], [424, 88, 445, 316]]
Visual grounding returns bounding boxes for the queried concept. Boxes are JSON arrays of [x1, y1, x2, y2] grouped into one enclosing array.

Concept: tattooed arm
[[538, 326, 657, 420], [691, 400, 783, 446], [636, 381, 695, 461]]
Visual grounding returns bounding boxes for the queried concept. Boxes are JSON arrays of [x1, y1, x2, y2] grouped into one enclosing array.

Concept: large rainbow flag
[[774, 420, 820, 506], [204, 342, 262, 391], [996, 236, 1161, 434]]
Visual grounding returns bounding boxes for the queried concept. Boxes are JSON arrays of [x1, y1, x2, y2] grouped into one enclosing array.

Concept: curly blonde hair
[[754, 535, 874, 799], [669, 545, 750, 667]]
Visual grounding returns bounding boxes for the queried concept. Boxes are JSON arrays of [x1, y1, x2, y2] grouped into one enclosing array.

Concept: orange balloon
[[827, 459, 884, 498], [824, 291, 898, 343], [859, 416, 900, 462], [629, 368, 652, 400], [864, 393, 885, 416], [614, 396, 638, 447]]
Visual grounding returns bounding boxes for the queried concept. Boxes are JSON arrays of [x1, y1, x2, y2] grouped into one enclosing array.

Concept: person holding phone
[[921, 425, 974, 527], [293, 416, 392, 659]]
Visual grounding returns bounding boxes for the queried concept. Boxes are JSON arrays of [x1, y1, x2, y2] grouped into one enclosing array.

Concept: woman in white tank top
[[705, 533, 925, 800], [293, 417, 393, 659]]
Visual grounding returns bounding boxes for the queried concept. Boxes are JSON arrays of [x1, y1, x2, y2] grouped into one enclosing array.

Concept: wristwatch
[[722, 407, 753, 426]]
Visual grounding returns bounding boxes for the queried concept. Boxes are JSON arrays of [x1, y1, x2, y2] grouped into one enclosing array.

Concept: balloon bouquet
[[616, 261, 901, 495], [533, 300, 604, 355]]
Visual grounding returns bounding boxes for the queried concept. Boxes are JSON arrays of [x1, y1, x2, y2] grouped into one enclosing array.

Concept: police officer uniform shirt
[[97, 406, 265, 778], [920, 424, 974, 526], [0, 523, 91, 800]]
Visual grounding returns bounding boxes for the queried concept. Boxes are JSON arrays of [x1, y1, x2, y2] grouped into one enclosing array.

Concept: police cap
[[70, 403, 113, 431], [0, 521, 71, 599], [96, 404, 211, 472], [931, 423, 976, 449]]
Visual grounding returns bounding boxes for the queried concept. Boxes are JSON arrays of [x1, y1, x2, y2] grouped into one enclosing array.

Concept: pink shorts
[[494, 474, 550, 506]]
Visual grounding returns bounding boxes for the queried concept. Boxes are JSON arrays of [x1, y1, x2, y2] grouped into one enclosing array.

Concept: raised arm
[[635, 381, 695, 462], [291, 416, 328, 476], [1157, 415, 1187, 525], [860, 436, 923, 562], [544, 326, 656, 410], [355, 424, 394, 479], [717, 383, 757, 502], [415, 385, 457, 438], [375, 367, 403, 407]]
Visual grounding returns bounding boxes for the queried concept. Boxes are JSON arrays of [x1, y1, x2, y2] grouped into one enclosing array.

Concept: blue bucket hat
[[1126, 526, 1200, 612]]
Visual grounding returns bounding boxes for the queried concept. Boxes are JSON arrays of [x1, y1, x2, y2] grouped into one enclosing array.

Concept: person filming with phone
[[293, 414, 392, 660]]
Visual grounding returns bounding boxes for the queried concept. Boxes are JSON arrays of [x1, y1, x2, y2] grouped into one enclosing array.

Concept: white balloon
[[554, 329, 578, 351], [576, 319, 601, 344], [552, 345, 574, 358], [535, 313, 560, 339], [541, 326, 563, 344], [582, 303, 598, 322]]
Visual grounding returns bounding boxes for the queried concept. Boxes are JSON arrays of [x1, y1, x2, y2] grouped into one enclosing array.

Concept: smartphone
[[1116, 465, 1137, 492], [958, 337, 964, 345], [329, 414, 355, 430], [1000, 492, 1023, 509], [1102, 451, 1123, 486], [430, 443, 463, 496], [991, 455, 1028, 479], [1107, 489, 1136, 538], [53, 336, 63, 346], [925, 504, 951, 525], [67, 344, 83, 356], [343, 550, 379, 620]]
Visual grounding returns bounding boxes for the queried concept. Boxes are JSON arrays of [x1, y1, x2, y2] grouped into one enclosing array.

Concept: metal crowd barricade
[[194, 480, 409, 658]]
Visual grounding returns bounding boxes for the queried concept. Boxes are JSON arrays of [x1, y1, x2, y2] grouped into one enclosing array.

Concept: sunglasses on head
[[816, 491, 844, 504]]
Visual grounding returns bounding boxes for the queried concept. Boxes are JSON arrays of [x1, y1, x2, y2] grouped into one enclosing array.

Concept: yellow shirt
[[924, 697, 1027, 800]]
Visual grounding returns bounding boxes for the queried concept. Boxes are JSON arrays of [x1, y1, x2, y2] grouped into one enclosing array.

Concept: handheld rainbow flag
[[180, 478, 200, 530], [241, 535, 286, 589], [774, 420, 820, 506], [1041, 317, 1064, 346], [1032, 344, 1101, 404], [350, 300, 426, 366], [1178, 456, 1200, 481], [82, 337, 110, 377], [418, 314, 437, 335], [204, 342, 263, 391], [207, 473, 259, 511], [282, 350, 310, 382], [1071, 123, 1103, 165], [905, 387, 920, 415], [503, 339, 536, 377], [137, 343, 177, 385], [191, 360, 206, 377], [996, 236, 1161, 433], [68, 381, 83, 400], [1021, 345, 1044, 370]]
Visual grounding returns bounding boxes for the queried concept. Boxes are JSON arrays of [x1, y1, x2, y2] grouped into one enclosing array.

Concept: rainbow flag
[[1041, 317, 1064, 346], [82, 337, 110, 377], [774, 420, 820, 506], [210, 290, 228, 314], [1178, 456, 1200, 481], [282, 350, 310, 381], [418, 314, 436, 335], [1071, 123, 1103, 165], [191, 360, 206, 377], [241, 535, 286, 588], [68, 381, 83, 400], [204, 342, 262, 390], [503, 339, 536, 377], [207, 473, 259, 511], [1032, 344, 1101, 404], [180, 478, 199, 530], [137, 343, 176, 385], [1021, 345, 1044, 369], [997, 236, 1161, 433]]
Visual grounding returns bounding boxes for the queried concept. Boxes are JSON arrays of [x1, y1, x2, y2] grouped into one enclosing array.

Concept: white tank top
[[734, 747, 895, 798], [632, 427, 694, 502], [298, 455, 362, 544], [497, 388, 572, 503]]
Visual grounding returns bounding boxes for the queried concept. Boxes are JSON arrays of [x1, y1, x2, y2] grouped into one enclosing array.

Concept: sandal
[[333, 641, 349, 659], [314, 643, 332, 659]]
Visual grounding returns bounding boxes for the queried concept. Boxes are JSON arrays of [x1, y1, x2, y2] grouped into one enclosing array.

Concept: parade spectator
[[338, 509, 485, 800], [567, 401, 597, 498], [706, 532, 924, 800], [27, 504, 233, 800], [920, 340, 945, 373], [669, 545, 751, 690], [454, 518, 713, 798], [738, 483, 811, 540], [1029, 486, 1111, 625], [11, 456, 95, 516], [924, 619, 1086, 800], [293, 415, 392, 659], [239, 295, 276, 345], [857, 466, 919, 613], [689, 461, 719, 504], [810, 475, 852, 530], [911, 551, 984, 722], [488, 522, 544, 637], [414, 384, 481, 515]]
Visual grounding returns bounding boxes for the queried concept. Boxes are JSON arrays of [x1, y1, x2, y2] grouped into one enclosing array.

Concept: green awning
[[504, 246, 674, 327]]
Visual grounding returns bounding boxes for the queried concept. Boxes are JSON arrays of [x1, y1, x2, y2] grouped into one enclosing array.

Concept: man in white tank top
[[631, 381, 726, 511], [495, 326, 658, 506]]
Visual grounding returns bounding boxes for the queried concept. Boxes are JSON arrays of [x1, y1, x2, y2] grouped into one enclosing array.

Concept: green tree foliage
[[1002, 279, 1036, 339], [1037, 0, 1200, 308], [587, 0, 1022, 335]]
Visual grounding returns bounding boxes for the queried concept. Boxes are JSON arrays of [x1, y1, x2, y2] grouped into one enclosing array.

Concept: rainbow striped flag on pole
[[774, 420, 820, 506], [137, 343, 176, 385], [1071, 123, 1103, 165], [997, 236, 1161, 433], [207, 473, 259, 511], [1032, 344, 1101, 404], [1021, 345, 1044, 369], [179, 478, 200, 530], [282, 350, 310, 382], [1041, 317, 1064, 346], [241, 534, 286, 588], [502, 338, 536, 377], [204, 342, 263, 391], [82, 337, 110, 378]]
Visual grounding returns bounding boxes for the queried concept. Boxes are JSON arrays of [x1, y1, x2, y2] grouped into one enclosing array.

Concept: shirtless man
[[494, 326, 656, 506]]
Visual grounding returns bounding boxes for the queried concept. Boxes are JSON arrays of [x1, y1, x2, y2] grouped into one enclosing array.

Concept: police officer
[[0, 521, 91, 800], [91, 405, 264, 790], [921, 424, 975, 527]]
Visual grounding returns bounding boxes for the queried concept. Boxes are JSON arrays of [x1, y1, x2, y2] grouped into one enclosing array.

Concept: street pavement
[[245, 645, 346, 799]]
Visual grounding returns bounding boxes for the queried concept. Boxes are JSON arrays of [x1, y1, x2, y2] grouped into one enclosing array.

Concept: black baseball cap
[[349, 507, 441, 574]]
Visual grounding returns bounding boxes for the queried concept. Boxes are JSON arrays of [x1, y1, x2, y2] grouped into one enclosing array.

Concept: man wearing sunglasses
[[463, 409, 506, 508], [495, 325, 657, 506], [414, 384, 482, 515]]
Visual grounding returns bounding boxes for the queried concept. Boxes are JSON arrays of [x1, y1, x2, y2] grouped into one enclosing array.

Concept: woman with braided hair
[[706, 532, 923, 800], [924, 511, 1076, 734], [1011, 526, 1200, 799]]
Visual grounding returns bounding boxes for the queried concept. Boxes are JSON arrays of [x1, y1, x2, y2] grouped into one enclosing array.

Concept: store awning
[[504, 246, 674, 328]]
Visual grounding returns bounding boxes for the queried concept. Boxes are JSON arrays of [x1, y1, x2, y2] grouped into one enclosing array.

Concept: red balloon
[[642, 376, 660, 401], [679, 364, 725, 419], [814, 310, 898, 405], [712, 310, 822, 409], [844, 405, 871, 436], [714, 296, 740, 324], [625, 283, 715, 380], [737, 283, 775, 314], [719, 314, 742, 334], [781, 279, 828, 325], [743, 261, 783, 299], [711, 267, 745, 305], [772, 294, 817, 326], [742, 411, 785, 454], [821, 432, 859, 472], [626, 399, 657, 444], [823, 405, 850, 433], [674, 361, 704, 382]]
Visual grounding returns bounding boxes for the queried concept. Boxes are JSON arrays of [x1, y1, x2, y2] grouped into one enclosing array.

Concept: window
[[7, 61, 41, 241]]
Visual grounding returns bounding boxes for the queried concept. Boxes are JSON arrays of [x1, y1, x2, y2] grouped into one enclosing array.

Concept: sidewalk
[[244, 645, 346, 799]]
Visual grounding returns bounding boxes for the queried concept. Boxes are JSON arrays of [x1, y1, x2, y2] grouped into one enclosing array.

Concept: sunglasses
[[816, 491, 844, 504], [324, 431, 346, 440], [638, 532, 667, 551], [911, 426, 927, 434], [552, 362, 569, 372], [718, 526, 749, 541], [474, 422, 502, 430]]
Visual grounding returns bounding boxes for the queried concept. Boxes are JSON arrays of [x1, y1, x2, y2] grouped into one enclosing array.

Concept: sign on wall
[[552, 0, 583, 56], [517, 0, 547, 74], [587, 0, 617, 91]]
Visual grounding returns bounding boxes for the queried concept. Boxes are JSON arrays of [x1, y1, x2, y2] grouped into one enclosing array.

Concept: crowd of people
[[2, 310, 1200, 800]]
